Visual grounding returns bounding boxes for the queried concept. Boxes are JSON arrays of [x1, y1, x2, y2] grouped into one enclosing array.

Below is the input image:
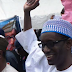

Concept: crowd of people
[[0, 0, 72, 72]]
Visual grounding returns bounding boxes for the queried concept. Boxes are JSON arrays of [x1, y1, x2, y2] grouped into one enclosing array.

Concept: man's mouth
[[46, 55, 53, 60]]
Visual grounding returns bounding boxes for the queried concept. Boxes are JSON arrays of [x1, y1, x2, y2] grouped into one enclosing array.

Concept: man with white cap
[[0, 28, 18, 72], [16, 0, 72, 72]]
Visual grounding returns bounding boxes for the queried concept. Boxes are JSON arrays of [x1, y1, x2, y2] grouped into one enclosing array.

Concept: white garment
[[1, 64, 18, 72], [16, 28, 72, 72]]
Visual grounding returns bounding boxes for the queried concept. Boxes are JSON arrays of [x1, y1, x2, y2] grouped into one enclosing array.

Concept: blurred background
[[0, 0, 63, 29]]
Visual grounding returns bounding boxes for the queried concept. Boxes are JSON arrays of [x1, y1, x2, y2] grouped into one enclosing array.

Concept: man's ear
[[0, 50, 3, 58], [66, 38, 72, 50]]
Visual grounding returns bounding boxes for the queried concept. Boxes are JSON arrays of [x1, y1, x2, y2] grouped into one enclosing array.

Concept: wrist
[[24, 11, 30, 16]]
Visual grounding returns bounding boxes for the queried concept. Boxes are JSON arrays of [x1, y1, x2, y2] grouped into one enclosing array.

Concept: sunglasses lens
[[47, 41, 54, 48], [41, 41, 54, 48]]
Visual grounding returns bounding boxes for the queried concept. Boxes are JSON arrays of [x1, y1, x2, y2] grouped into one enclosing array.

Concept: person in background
[[6, 39, 28, 72], [14, 39, 28, 72], [5, 15, 21, 51], [5, 28, 16, 51], [0, 28, 18, 72], [50, 8, 65, 19], [16, 0, 72, 72]]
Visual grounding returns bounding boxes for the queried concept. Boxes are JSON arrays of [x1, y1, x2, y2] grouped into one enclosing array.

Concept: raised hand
[[24, 0, 39, 13], [27, 0, 35, 5]]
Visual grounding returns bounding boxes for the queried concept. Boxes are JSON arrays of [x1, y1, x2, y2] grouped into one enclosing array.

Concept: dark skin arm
[[24, 0, 39, 31]]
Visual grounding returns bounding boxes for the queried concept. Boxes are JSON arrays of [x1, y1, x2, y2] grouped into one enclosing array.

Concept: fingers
[[27, 0, 35, 5], [31, 0, 40, 8], [24, 0, 40, 12], [27, 0, 39, 6]]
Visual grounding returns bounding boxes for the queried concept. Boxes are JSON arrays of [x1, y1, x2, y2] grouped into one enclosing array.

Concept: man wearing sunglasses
[[16, 0, 72, 72]]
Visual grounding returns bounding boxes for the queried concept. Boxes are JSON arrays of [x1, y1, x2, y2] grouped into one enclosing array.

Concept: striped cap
[[41, 19, 72, 38]]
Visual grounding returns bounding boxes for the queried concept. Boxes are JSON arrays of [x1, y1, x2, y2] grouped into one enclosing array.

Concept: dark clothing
[[6, 50, 26, 72]]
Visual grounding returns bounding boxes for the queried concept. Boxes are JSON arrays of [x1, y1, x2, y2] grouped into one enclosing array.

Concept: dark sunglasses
[[38, 38, 68, 48], [6, 35, 15, 39]]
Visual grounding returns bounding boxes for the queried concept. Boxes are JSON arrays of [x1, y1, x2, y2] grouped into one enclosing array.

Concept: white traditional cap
[[41, 19, 72, 39]]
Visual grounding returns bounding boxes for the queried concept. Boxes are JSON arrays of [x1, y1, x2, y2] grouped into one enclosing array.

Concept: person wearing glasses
[[16, 0, 72, 72]]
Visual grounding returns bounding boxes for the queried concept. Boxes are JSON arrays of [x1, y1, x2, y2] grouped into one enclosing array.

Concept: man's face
[[5, 29, 16, 51], [41, 32, 68, 66]]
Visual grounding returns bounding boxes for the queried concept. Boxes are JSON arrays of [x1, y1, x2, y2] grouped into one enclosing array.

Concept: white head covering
[[41, 19, 72, 39]]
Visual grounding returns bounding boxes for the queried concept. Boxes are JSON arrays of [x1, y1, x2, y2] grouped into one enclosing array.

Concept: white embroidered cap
[[41, 19, 72, 39]]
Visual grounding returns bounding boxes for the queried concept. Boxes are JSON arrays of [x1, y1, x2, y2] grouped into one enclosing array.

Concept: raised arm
[[15, 0, 40, 53], [16, 1, 49, 71], [24, 0, 39, 31]]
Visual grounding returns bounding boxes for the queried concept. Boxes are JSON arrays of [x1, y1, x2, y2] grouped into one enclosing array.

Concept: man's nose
[[43, 45, 51, 53]]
